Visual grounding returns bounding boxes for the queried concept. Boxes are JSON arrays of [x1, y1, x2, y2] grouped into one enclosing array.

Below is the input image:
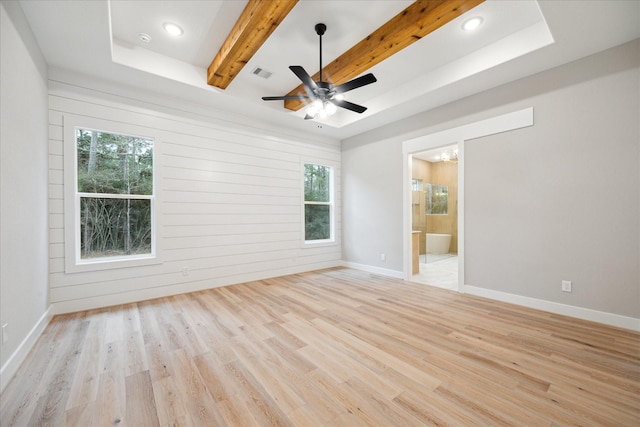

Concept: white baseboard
[[341, 261, 405, 279], [340, 262, 639, 331], [0, 306, 53, 393], [463, 285, 640, 332], [50, 261, 343, 315]]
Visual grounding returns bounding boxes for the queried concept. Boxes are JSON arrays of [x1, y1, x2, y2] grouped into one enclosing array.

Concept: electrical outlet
[[561, 280, 572, 293], [2, 323, 8, 344], [181, 267, 189, 276], [380, 253, 386, 261]]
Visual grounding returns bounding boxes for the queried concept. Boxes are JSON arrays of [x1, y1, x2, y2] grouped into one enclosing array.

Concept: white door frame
[[402, 107, 534, 291]]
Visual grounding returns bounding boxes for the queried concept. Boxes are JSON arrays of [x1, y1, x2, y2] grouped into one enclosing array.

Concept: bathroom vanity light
[[440, 148, 459, 163]]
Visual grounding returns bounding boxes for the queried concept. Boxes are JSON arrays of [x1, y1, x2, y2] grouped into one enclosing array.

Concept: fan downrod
[[315, 23, 327, 82]]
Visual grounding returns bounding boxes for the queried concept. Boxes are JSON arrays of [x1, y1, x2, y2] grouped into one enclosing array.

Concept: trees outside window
[[76, 128, 154, 259], [425, 183, 448, 215], [304, 163, 333, 242]]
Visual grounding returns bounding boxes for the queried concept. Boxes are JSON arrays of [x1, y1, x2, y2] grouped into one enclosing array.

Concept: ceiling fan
[[262, 23, 377, 120]]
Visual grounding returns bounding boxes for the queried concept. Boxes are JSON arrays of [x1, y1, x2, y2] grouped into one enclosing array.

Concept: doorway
[[401, 107, 534, 293], [410, 145, 460, 290]]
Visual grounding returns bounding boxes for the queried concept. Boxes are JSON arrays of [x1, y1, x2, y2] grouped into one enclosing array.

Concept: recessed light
[[137, 32, 152, 43], [462, 16, 483, 32], [163, 22, 183, 37]]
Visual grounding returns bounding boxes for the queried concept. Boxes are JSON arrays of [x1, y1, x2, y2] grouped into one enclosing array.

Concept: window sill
[[303, 239, 337, 248], [65, 254, 162, 274]]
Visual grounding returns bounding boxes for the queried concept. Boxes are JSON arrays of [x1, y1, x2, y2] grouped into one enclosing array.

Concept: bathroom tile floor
[[412, 253, 458, 290], [424, 253, 456, 264]]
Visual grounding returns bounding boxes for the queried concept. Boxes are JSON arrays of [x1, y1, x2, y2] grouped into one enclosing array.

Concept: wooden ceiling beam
[[284, 0, 484, 111], [207, 0, 298, 90]]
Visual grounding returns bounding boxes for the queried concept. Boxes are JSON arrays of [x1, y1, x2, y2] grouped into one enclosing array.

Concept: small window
[[76, 128, 154, 260], [425, 183, 448, 215], [303, 163, 334, 243]]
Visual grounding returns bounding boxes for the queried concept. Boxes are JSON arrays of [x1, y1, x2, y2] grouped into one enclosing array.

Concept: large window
[[64, 116, 157, 272], [303, 163, 334, 243], [76, 128, 153, 259]]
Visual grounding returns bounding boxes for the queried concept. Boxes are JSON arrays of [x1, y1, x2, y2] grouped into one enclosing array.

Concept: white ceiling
[[17, 0, 640, 140]]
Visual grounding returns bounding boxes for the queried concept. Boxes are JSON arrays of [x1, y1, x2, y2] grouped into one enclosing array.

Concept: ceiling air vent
[[251, 67, 273, 79]]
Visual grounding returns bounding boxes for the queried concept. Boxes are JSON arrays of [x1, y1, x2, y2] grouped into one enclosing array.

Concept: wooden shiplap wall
[[48, 80, 341, 313]]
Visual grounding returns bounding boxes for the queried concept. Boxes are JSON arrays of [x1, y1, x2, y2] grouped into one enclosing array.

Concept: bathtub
[[426, 233, 452, 254]]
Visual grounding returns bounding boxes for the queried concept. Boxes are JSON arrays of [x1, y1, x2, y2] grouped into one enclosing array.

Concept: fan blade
[[289, 66, 318, 99], [334, 73, 377, 94], [262, 95, 309, 101], [330, 99, 367, 114]]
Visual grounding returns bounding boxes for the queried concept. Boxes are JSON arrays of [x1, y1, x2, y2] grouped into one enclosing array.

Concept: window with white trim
[[303, 163, 334, 243], [64, 116, 158, 272]]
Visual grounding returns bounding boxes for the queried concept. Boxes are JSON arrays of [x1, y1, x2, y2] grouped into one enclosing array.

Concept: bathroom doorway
[[410, 145, 459, 290], [402, 107, 533, 291], [402, 108, 534, 293]]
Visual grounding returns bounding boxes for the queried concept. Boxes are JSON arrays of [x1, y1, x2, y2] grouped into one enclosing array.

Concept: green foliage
[[426, 183, 448, 215], [76, 129, 153, 258], [430, 194, 448, 214], [305, 205, 330, 241], [304, 164, 329, 202], [76, 129, 153, 195], [304, 164, 331, 241], [80, 198, 151, 258]]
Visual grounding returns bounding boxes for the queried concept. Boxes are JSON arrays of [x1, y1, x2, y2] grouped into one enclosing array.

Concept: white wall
[[342, 138, 404, 275], [342, 40, 640, 324], [464, 54, 639, 318], [47, 74, 342, 314], [0, 2, 50, 391]]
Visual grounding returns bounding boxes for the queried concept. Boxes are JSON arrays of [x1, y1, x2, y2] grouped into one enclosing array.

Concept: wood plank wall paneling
[[411, 158, 430, 254], [1, 268, 638, 426], [47, 82, 342, 312], [411, 158, 458, 254]]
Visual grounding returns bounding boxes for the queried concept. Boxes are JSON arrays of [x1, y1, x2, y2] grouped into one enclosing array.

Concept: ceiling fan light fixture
[[263, 23, 375, 119], [462, 16, 483, 32], [306, 99, 322, 116], [325, 101, 337, 115], [163, 22, 183, 37], [306, 100, 337, 120]]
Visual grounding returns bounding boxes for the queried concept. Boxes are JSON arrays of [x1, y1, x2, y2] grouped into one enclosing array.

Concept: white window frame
[[63, 115, 161, 273], [302, 161, 336, 246]]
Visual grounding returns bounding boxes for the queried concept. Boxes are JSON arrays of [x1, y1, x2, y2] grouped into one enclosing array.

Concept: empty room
[[1, 0, 639, 425]]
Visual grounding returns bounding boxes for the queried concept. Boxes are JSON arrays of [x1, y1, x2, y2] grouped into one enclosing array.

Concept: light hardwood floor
[[1, 267, 638, 426]]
